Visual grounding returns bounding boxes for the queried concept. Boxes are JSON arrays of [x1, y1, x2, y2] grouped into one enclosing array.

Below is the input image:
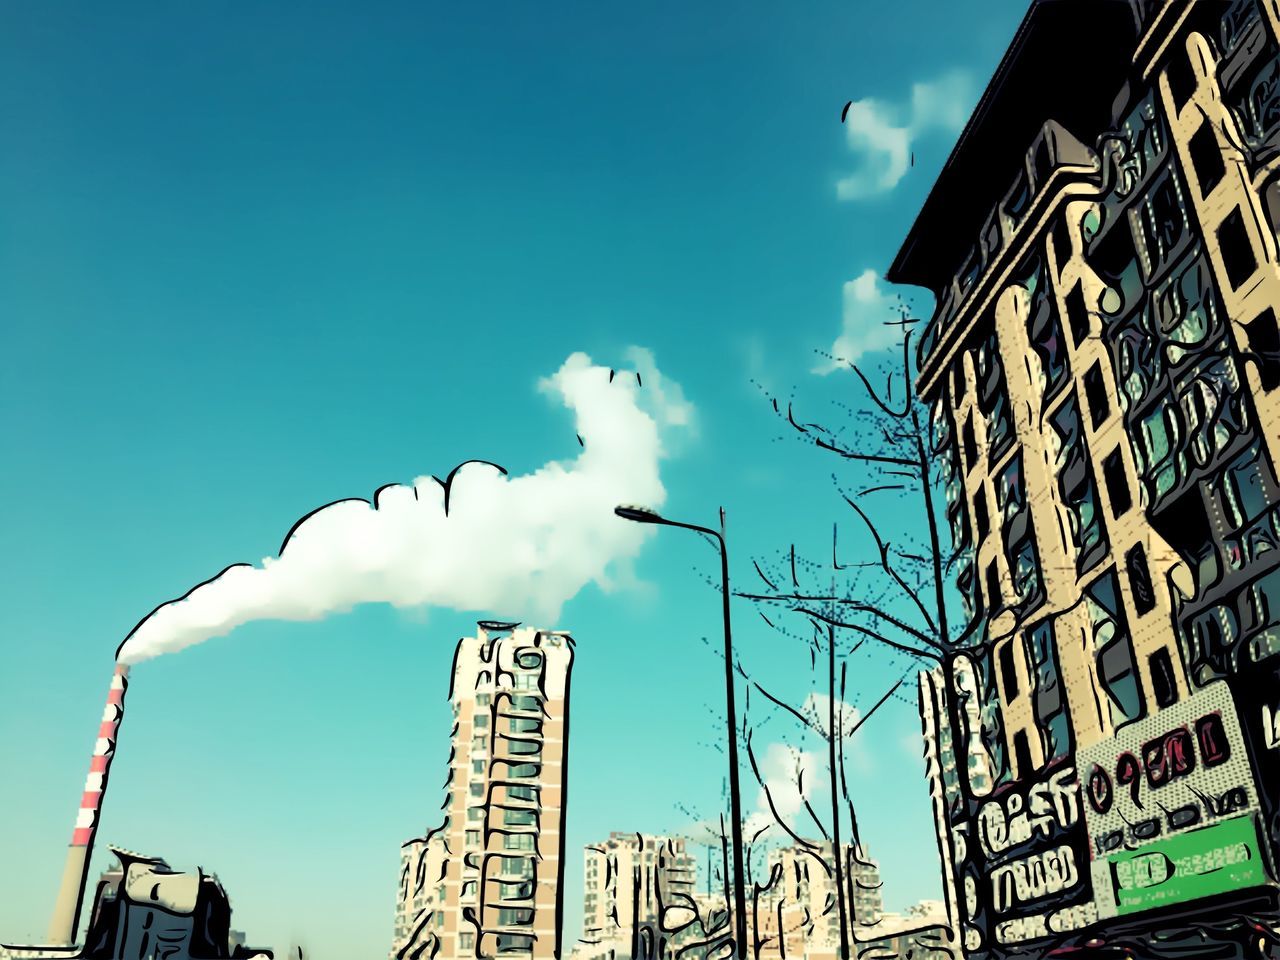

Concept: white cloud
[[117, 348, 692, 664], [752, 743, 827, 834], [813, 268, 906, 374], [800, 693, 861, 741], [837, 70, 975, 200]]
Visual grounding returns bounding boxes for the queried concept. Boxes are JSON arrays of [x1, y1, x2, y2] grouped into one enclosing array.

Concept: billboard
[[969, 762, 1095, 947], [1104, 815, 1267, 915], [1077, 681, 1273, 920]]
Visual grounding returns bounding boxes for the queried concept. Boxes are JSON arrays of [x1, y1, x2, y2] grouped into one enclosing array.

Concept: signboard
[[967, 763, 1093, 946], [1077, 682, 1271, 919], [1106, 815, 1267, 915]]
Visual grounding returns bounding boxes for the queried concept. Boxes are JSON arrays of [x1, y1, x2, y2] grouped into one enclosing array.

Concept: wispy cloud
[[813, 268, 907, 374], [837, 70, 975, 200]]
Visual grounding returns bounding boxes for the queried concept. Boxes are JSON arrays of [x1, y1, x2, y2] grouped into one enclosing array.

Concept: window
[[496, 934, 535, 954], [999, 639, 1021, 699], [470, 783, 484, 798], [477, 694, 491, 706], [1012, 729, 1034, 778], [472, 759, 486, 774], [515, 649, 544, 670], [468, 807, 485, 821], [1137, 172, 1189, 278], [974, 490, 990, 540], [505, 737, 541, 756], [1150, 648, 1178, 708], [1103, 447, 1132, 516], [460, 932, 475, 950], [513, 694, 541, 711], [1051, 214, 1072, 265], [1166, 53, 1196, 109], [504, 808, 537, 826], [1083, 361, 1110, 428], [500, 856, 534, 878], [1188, 122, 1226, 195], [1028, 623, 1073, 761], [503, 833, 536, 851], [976, 333, 1014, 457], [509, 716, 541, 734], [506, 762, 541, 779], [1022, 255, 1070, 395], [1089, 572, 1145, 725], [508, 784, 538, 801], [497, 907, 535, 927], [501, 879, 535, 900], [1051, 397, 1109, 572], [1065, 284, 1090, 346], [1126, 542, 1156, 615], [1243, 308, 1280, 391], [462, 880, 477, 899], [465, 829, 482, 846], [474, 715, 489, 728], [1225, 446, 1271, 532], [963, 416, 978, 470], [986, 561, 1001, 611], [1218, 207, 1257, 289]]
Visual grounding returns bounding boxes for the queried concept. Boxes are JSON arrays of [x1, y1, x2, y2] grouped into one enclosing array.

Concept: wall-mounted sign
[[1106, 815, 1267, 915], [1077, 682, 1271, 919], [969, 763, 1092, 945]]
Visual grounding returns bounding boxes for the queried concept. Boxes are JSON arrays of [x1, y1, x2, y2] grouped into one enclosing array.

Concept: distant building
[[392, 624, 574, 960], [578, 833, 699, 959], [751, 841, 883, 960], [4, 847, 267, 960]]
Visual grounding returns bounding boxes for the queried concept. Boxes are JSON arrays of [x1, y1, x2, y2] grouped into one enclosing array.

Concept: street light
[[614, 504, 748, 960]]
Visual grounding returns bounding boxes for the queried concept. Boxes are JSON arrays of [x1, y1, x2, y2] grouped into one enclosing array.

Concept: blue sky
[[0, 1, 1028, 955]]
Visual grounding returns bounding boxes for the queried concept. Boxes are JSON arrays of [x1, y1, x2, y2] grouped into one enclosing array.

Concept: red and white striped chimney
[[46, 664, 129, 946]]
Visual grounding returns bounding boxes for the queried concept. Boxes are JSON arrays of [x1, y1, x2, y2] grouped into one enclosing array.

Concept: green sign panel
[[1106, 815, 1268, 916]]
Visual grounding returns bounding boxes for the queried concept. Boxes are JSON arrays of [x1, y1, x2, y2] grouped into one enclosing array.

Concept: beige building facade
[[392, 624, 574, 960], [577, 834, 699, 960], [896, 1, 1280, 957]]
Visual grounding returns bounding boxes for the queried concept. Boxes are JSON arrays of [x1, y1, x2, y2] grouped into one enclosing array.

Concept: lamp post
[[614, 504, 748, 960]]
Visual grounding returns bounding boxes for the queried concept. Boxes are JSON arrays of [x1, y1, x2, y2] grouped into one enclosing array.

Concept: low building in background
[[391, 623, 574, 960], [3, 847, 269, 960], [749, 841, 885, 960], [577, 833, 700, 960]]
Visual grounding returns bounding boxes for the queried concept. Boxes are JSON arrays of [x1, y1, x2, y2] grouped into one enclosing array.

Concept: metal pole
[[612, 505, 747, 957], [716, 512, 749, 959]]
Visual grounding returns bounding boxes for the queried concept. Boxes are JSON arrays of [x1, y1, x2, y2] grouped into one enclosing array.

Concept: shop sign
[[973, 764, 1091, 941], [1106, 815, 1267, 916], [1077, 682, 1269, 919]]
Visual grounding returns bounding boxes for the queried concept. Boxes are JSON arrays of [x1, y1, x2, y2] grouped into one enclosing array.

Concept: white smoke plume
[[116, 347, 692, 665]]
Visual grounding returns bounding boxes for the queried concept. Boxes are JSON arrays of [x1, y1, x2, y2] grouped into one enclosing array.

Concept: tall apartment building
[[392, 624, 574, 960], [578, 834, 699, 959], [753, 842, 883, 960], [896, 2, 1280, 958]]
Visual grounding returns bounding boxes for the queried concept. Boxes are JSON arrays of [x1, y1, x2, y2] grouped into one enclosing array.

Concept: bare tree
[[734, 319, 977, 958]]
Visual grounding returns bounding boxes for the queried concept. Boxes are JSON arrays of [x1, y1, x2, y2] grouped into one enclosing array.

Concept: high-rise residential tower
[[578, 833, 699, 960], [392, 624, 574, 960]]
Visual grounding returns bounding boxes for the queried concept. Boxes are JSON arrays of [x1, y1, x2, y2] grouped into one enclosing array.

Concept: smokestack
[[47, 664, 129, 946]]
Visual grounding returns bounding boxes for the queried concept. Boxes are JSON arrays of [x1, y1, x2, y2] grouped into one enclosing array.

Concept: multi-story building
[[896, 1, 1280, 958], [577, 833, 699, 959], [751, 841, 883, 960], [391, 623, 574, 960]]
